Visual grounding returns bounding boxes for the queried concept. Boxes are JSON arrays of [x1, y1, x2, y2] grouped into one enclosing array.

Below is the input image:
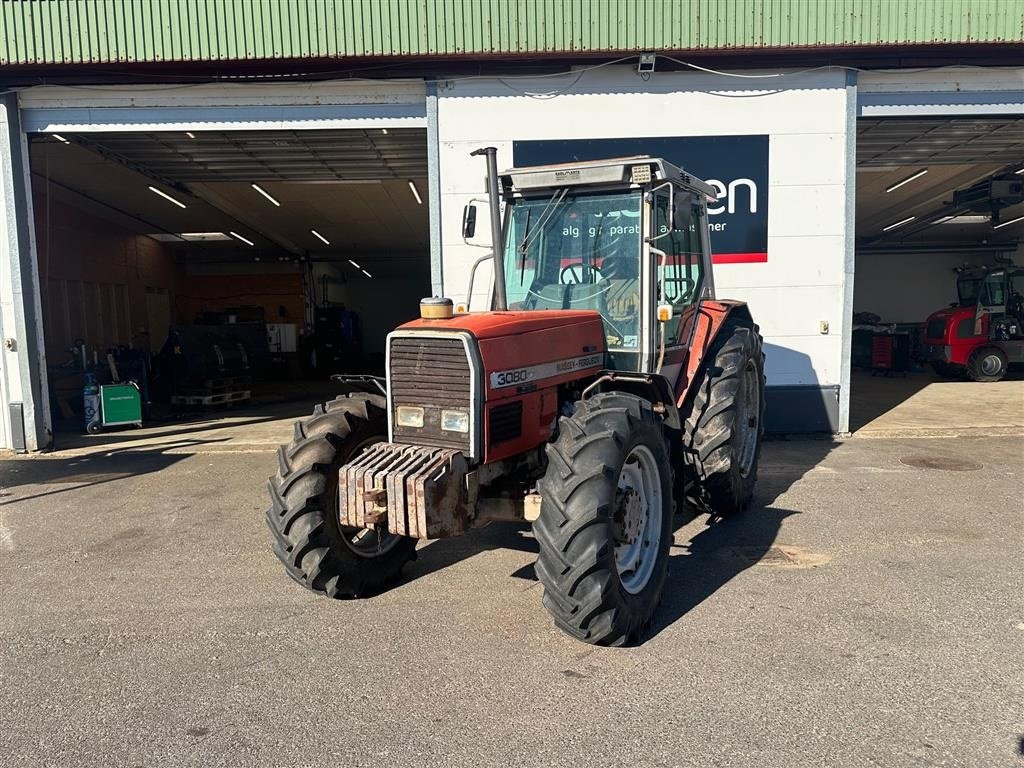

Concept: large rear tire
[[681, 315, 766, 517], [533, 393, 673, 646], [266, 393, 416, 598]]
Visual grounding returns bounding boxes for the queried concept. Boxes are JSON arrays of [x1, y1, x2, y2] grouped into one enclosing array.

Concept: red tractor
[[267, 149, 765, 645], [924, 262, 1024, 382]]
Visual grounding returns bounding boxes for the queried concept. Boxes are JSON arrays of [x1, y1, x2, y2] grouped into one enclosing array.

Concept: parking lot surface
[[1, 434, 1021, 767]]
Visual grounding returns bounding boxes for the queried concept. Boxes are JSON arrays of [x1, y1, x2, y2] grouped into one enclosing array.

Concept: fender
[[676, 300, 753, 407]]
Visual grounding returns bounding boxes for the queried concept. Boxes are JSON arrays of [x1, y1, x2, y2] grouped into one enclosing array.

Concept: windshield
[[503, 189, 642, 349], [957, 277, 982, 306]]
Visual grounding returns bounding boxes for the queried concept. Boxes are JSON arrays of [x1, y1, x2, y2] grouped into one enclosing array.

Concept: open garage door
[[851, 116, 1024, 435], [30, 126, 429, 442]]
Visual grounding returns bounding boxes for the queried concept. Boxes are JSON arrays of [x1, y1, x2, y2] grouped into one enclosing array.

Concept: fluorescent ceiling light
[[935, 214, 990, 225], [51, 134, 70, 144], [147, 233, 185, 242], [882, 216, 916, 232], [1015, 167, 1024, 175], [229, 231, 254, 246], [251, 183, 280, 206], [185, 131, 196, 139], [408, 180, 422, 205], [993, 214, 1024, 230], [361, 269, 373, 278], [311, 229, 330, 245], [180, 232, 231, 241], [148, 186, 187, 209], [348, 259, 362, 269], [885, 169, 928, 193]]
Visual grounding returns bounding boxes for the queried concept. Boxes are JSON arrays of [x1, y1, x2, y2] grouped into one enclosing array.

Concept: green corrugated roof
[[2, 0, 1021, 66]]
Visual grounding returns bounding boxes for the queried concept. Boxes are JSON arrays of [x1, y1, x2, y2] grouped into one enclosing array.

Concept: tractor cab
[[463, 156, 717, 379]]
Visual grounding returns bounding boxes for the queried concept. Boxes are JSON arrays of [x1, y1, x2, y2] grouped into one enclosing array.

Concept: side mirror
[[462, 204, 478, 239]]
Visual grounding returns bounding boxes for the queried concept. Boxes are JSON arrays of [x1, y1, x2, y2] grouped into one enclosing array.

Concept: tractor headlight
[[441, 409, 470, 433], [395, 406, 424, 428]]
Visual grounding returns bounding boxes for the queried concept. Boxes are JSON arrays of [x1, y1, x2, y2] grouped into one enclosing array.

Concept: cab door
[[650, 190, 709, 385]]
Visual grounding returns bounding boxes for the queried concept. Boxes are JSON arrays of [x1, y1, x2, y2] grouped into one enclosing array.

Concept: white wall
[[854, 251, 1001, 324], [435, 67, 852, 389]]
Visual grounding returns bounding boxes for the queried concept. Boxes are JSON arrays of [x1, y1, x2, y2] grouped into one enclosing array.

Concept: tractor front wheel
[[266, 393, 416, 598], [681, 315, 766, 517], [966, 347, 1007, 382], [533, 393, 673, 646]]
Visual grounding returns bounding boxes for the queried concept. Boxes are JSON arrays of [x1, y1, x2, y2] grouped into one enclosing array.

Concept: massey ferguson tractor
[[267, 149, 765, 645], [923, 261, 1024, 382]]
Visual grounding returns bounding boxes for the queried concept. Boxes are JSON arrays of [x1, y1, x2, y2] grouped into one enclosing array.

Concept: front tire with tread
[[533, 392, 673, 646], [966, 346, 1007, 382], [266, 393, 416, 598]]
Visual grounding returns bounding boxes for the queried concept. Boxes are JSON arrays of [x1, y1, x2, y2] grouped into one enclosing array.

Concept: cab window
[[653, 193, 706, 345], [503, 190, 643, 351], [980, 273, 1006, 307]]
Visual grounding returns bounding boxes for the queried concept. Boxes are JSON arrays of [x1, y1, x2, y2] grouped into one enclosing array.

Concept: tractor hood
[[397, 310, 602, 339]]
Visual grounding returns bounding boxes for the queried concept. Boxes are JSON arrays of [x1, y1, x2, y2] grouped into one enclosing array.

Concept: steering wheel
[[662, 276, 696, 303], [560, 263, 605, 285]]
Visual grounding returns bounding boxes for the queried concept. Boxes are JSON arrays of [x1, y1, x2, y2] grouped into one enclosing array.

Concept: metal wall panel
[[2, 0, 1021, 66]]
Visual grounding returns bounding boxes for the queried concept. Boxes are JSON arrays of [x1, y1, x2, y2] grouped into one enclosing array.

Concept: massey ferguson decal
[[491, 353, 604, 389], [514, 135, 770, 264]]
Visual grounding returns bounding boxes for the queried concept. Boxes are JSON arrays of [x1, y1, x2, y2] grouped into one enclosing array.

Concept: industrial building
[[0, 0, 1021, 451]]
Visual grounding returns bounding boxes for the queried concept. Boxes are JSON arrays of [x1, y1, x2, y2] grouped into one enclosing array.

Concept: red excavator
[[267, 149, 765, 645]]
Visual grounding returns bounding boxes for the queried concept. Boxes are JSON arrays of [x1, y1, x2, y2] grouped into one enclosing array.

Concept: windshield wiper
[[517, 208, 532, 285], [518, 188, 568, 259]]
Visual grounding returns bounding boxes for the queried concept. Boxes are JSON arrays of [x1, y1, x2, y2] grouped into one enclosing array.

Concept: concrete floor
[[850, 370, 1024, 436], [1, 431, 1022, 767]]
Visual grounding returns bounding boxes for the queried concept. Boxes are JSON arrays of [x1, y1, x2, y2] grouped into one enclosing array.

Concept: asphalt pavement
[[0, 434, 1021, 767]]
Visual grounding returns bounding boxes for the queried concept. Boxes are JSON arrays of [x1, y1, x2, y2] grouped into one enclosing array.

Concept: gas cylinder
[[83, 373, 101, 434]]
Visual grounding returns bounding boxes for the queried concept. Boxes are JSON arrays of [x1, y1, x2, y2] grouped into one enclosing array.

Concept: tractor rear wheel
[[533, 392, 673, 646], [266, 393, 416, 598], [966, 346, 1007, 382], [681, 315, 766, 517]]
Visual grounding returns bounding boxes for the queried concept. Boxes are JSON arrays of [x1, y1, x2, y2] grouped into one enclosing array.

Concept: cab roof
[[501, 155, 717, 200]]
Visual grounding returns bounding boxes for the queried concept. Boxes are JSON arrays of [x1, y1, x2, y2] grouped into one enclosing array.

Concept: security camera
[[638, 53, 656, 74]]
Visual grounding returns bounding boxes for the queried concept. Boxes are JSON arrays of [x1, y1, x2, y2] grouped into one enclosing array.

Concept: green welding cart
[[91, 383, 143, 432]]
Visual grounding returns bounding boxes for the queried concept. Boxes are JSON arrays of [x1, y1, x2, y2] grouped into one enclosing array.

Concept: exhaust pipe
[[471, 147, 508, 311]]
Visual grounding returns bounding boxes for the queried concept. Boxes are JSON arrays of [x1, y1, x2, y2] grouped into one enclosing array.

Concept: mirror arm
[[464, 252, 494, 312]]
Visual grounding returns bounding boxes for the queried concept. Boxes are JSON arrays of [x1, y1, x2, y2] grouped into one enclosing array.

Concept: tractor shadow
[[646, 505, 799, 640], [399, 437, 836, 641]]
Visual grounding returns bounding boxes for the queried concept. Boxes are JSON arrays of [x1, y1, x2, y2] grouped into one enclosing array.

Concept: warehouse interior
[[851, 116, 1024, 433], [29, 128, 430, 440]]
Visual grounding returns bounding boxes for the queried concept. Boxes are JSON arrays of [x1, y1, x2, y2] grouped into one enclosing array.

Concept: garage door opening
[[29, 128, 429, 442], [851, 117, 1024, 434]]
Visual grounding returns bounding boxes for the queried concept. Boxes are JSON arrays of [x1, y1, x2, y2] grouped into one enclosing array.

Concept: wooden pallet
[[170, 390, 251, 406]]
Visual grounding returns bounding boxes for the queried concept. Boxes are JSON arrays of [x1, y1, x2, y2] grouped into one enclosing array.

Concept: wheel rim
[[736, 361, 760, 478], [980, 354, 1003, 377], [334, 435, 404, 558], [613, 445, 663, 595]]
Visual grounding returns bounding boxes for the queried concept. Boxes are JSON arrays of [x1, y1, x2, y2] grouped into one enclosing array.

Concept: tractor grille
[[926, 318, 947, 340], [488, 400, 523, 446], [388, 334, 474, 455]]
